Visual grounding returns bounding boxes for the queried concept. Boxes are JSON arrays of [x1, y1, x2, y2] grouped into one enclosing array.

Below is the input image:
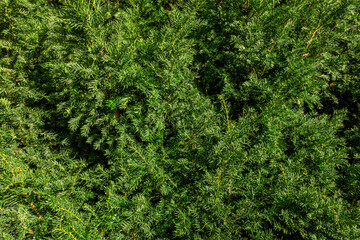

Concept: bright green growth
[[1, 0, 359, 239]]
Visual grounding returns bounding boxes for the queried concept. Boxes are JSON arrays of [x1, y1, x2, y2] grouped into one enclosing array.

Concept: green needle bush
[[1, 0, 359, 239]]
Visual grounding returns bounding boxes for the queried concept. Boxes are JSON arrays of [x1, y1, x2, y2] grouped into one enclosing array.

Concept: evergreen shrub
[[1, 0, 359, 239]]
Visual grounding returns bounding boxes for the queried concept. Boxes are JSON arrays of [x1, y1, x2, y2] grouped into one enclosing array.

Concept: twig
[[306, 25, 321, 49]]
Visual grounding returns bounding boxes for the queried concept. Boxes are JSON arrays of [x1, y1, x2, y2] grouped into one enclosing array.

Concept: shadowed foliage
[[1, 0, 359, 239]]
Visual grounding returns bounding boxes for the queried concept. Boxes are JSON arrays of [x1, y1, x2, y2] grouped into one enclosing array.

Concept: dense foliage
[[1, 0, 359, 239]]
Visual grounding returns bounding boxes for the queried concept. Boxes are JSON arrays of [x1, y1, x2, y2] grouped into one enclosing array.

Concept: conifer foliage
[[1, 0, 359, 239]]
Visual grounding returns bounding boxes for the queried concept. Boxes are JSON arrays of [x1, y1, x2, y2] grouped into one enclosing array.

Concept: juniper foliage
[[1, 0, 359, 239]]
